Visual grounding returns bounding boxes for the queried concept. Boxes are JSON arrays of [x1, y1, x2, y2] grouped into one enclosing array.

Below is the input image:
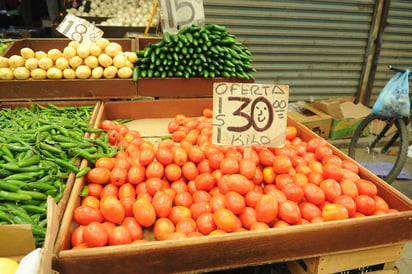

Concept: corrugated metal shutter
[[203, 0, 377, 101], [371, 0, 412, 105]]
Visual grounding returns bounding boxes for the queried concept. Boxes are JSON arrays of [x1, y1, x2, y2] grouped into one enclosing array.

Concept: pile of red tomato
[[71, 108, 398, 249]]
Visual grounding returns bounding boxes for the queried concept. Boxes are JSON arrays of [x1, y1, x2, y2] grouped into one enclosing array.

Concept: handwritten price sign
[[159, 0, 205, 34], [56, 14, 104, 45], [212, 83, 289, 148]]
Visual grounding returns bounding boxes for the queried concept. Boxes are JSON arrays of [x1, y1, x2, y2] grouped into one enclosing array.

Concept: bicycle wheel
[[348, 113, 409, 183]]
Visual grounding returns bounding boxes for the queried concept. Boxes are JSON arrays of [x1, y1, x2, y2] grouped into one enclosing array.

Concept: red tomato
[[71, 225, 85, 247], [226, 174, 253, 195], [87, 167, 111, 184], [194, 172, 216, 191], [127, 165, 146, 185], [100, 183, 118, 198], [315, 145, 333, 161], [303, 183, 325, 205], [176, 218, 197, 235], [374, 195, 389, 212], [255, 194, 278, 224], [220, 157, 240, 174], [322, 163, 344, 182], [74, 205, 104, 225], [151, 190, 173, 218], [244, 189, 263, 208], [196, 212, 217, 235], [209, 193, 226, 212], [354, 179, 378, 197], [174, 191, 193, 208], [282, 183, 304, 202], [278, 200, 301, 225], [83, 222, 109, 248], [273, 155, 293, 174], [299, 202, 322, 222], [340, 179, 359, 199], [355, 195, 376, 216], [189, 201, 212, 220], [239, 207, 257, 230], [110, 167, 128, 186], [100, 119, 118, 131], [258, 148, 275, 166], [320, 179, 342, 202], [108, 226, 132, 246], [213, 208, 240, 232], [225, 191, 246, 215], [306, 137, 327, 153], [132, 197, 156, 227], [118, 183, 136, 200], [154, 217, 176, 241], [334, 195, 357, 217], [121, 217, 143, 241], [239, 158, 257, 179], [168, 206, 192, 225]]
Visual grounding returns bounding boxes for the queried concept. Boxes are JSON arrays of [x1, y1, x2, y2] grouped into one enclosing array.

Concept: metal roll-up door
[[203, 0, 376, 101], [371, 0, 412, 105]]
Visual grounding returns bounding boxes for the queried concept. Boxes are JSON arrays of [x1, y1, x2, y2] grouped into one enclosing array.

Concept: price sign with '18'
[[159, 0, 205, 34], [212, 83, 289, 148], [56, 14, 104, 45]]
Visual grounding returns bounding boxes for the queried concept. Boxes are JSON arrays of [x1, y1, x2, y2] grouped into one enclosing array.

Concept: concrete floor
[[330, 137, 412, 274]]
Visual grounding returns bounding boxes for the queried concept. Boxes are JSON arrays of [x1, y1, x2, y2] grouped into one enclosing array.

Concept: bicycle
[[348, 65, 411, 184]]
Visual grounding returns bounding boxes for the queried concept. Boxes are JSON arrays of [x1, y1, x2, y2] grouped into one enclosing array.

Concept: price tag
[[159, 0, 205, 34], [56, 14, 104, 45], [212, 83, 289, 148]]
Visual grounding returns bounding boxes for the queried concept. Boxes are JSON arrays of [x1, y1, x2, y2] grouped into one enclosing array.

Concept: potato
[[103, 65, 117, 79], [96, 38, 110, 50], [47, 67, 63, 79], [98, 53, 112, 67], [76, 65, 92, 79], [125, 60, 134, 69], [9, 55, 25, 68], [31, 68, 47, 80], [25, 58, 38, 70], [112, 54, 126, 69], [91, 67, 104, 79], [63, 68, 76, 79], [124, 51, 137, 63], [63, 46, 77, 59], [55, 57, 69, 70], [0, 67, 14, 80], [0, 57, 9, 68], [35, 51, 48, 60], [104, 43, 120, 57], [69, 56, 83, 69], [77, 44, 90, 59], [84, 56, 99, 69], [90, 44, 102, 57], [48, 49, 62, 62], [68, 41, 80, 49], [117, 66, 132, 79], [20, 47, 35, 59], [13, 67, 30, 80], [38, 57, 53, 70]]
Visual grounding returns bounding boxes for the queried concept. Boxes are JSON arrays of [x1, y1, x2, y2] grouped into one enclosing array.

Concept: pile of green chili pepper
[[0, 103, 118, 247]]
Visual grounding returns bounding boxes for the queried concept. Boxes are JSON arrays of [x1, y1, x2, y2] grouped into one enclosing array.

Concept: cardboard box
[[135, 37, 255, 98], [0, 38, 137, 101], [288, 102, 332, 138], [53, 99, 412, 274], [312, 97, 371, 139]]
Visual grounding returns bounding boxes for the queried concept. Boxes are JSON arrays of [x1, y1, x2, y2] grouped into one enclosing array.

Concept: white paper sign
[[56, 14, 104, 45], [212, 83, 289, 148], [159, 0, 205, 34]]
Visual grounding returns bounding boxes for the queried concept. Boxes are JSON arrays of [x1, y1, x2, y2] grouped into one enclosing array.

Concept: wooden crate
[[52, 98, 412, 274], [0, 38, 137, 101]]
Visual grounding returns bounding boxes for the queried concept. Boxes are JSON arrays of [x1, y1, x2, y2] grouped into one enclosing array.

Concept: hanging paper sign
[[56, 14, 104, 45], [212, 83, 289, 148], [159, 0, 205, 34]]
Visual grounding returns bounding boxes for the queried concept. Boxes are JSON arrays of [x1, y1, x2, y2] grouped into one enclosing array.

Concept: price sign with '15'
[[212, 83, 289, 148], [159, 0, 205, 34], [56, 14, 104, 45]]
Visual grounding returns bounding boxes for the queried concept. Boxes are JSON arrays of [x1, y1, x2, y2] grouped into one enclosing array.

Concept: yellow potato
[[38, 57, 53, 70], [125, 60, 134, 69], [63, 46, 76, 59], [90, 44, 102, 57], [55, 57, 69, 70], [20, 47, 35, 59], [8, 55, 25, 68], [112, 54, 126, 69], [48, 49, 62, 62], [84, 56, 99, 69], [69, 56, 83, 69], [13, 67, 30, 80], [77, 44, 90, 59], [104, 43, 120, 57], [124, 51, 137, 63], [68, 41, 80, 49], [75, 65, 92, 79], [25, 58, 38, 70], [47, 67, 63, 79], [35, 51, 48, 60], [96, 38, 110, 50], [117, 67, 132, 79], [103, 66, 117, 79], [0, 67, 14, 80], [98, 53, 112, 67], [0, 57, 9, 68], [31, 68, 47, 80], [63, 68, 76, 79], [91, 66, 104, 79]]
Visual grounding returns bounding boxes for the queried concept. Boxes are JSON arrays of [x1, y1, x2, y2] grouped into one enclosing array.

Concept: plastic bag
[[372, 69, 410, 117]]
